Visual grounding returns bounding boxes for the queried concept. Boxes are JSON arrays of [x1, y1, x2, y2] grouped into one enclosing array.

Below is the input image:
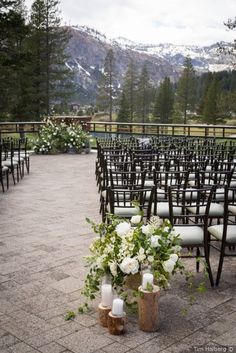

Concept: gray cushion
[[187, 203, 224, 217], [228, 205, 236, 215], [173, 226, 203, 246], [208, 224, 236, 244], [151, 202, 182, 218], [144, 180, 154, 187], [114, 207, 137, 217], [2, 160, 18, 167]]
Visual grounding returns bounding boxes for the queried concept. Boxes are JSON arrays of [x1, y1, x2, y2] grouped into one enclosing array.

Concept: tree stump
[[98, 303, 111, 327], [107, 311, 126, 335], [138, 285, 160, 332]]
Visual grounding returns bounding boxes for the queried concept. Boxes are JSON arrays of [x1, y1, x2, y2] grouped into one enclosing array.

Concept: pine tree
[[122, 59, 137, 122], [117, 90, 129, 122], [176, 56, 196, 124], [136, 63, 151, 123], [218, 17, 236, 67], [96, 48, 114, 121], [0, 0, 29, 119], [28, 0, 73, 119], [154, 77, 174, 123], [203, 77, 219, 124], [197, 72, 213, 115]]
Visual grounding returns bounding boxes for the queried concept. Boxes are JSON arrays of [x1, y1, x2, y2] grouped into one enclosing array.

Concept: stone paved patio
[[0, 152, 236, 353]]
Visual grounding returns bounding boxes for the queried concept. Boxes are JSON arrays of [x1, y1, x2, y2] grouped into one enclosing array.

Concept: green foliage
[[0, 0, 74, 121], [118, 59, 138, 122], [154, 77, 174, 123], [32, 117, 89, 153], [136, 63, 152, 123], [117, 91, 130, 122], [65, 311, 76, 321], [203, 77, 220, 124], [176, 56, 196, 124], [81, 214, 183, 309], [96, 49, 114, 121]]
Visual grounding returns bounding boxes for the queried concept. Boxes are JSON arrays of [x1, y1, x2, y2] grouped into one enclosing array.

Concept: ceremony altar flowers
[[33, 117, 89, 154], [81, 215, 183, 308]]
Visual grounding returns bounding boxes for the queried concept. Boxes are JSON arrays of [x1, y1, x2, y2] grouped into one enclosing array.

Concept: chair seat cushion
[[2, 166, 9, 172], [208, 224, 236, 244], [2, 160, 18, 167], [228, 205, 236, 215], [114, 207, 137, 217], [151, 202, 181, 218], [144, 180, 154, 187], [173, 226, 203, 246], [187, 203, 224, 217], [155, 188, 166, 201]]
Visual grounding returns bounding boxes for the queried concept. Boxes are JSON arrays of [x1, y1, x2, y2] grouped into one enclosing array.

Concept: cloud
[[26, 0, 236, 45]]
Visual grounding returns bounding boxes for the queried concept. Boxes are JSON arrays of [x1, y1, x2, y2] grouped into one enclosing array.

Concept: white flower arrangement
[[33, 117, 89, 154], [81, 215, 183, 307]]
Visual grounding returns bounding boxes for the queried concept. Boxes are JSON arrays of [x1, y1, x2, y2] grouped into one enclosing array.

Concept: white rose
[[172, 245, 182, 253], [96, 257, 103, 269], [109, 262, 117, 276], [170, 254, 178, 263], [119, 257, 139, 275], [163, 259, 175, 273], [141, 224, 151, 236], [131, 215, 142, 224], [137, 254, 146, 262], [147, 255, 154, 263], [151, 235, 161, 248], [116, 222, 131, 237]]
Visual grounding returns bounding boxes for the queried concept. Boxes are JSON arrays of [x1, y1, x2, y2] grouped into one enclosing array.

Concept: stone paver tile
[[0, 300, 21, 314], [7, 310, 54, 333], [38, 342, 66, 353], [57, 328, 114, 353], [5, 342, 37, 353], [49, 277, 83, 294], [0, 275, 9, 284], [74, 314, 97, 328], [0, 263, 28, 275], [25, 322, 84, 348], [102, 342, 131, 353], [0, 331, 6, 339], [212, 326, 236, 346], [0, 334, 20, 349], [135, 334, 176, 353]]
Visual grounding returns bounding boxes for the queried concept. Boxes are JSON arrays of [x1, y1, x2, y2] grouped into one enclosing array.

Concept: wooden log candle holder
[[138, 285, 160, 332], [107, 311, 126, 335], [98, 303, 111, 327]]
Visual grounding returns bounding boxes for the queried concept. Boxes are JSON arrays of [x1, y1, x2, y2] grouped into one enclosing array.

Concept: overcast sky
[[26, 0, 235, 46]]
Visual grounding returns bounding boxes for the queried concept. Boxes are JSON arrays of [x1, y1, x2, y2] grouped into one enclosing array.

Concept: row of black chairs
[[0, 137, 30, 192], [95, 137, 236, 287]]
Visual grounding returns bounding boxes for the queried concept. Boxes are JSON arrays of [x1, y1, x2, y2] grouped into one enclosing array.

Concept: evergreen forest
[[0, 0, 235, 125]]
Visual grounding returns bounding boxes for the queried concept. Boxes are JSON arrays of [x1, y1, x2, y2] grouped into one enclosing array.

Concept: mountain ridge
[[66, 25, 233, 104]]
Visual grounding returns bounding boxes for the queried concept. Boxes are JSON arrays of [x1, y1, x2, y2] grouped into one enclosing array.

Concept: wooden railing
[[1, 120, 236, 139]]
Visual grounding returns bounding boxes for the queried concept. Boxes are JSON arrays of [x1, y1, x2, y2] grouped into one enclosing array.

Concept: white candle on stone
[[101, 284, 113, 307], [112, 298, 124, 316], [142, 273, 154, 290]]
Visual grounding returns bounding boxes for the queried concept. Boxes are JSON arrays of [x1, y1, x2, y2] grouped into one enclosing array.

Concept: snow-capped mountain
[[66, 26, 233, 104]]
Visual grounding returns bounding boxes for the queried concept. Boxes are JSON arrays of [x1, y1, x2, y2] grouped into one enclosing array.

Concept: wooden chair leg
[[215, 244, 226, 287]]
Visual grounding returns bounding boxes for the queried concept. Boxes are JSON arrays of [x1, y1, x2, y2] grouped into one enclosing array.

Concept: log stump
[[107, 311, 126, 335], [98, 303, 111, 327], [138, 285, 160, 332]]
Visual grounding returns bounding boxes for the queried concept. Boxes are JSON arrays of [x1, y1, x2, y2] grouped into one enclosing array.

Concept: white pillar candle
[[142, 273, 154, 290], [101, 284, 113, 307], [112, 298, 124, 316]]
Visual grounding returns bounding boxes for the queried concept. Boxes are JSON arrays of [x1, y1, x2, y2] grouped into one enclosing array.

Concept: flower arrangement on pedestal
[[33, 117, 89, 154], [80, 214, 183, 310]]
